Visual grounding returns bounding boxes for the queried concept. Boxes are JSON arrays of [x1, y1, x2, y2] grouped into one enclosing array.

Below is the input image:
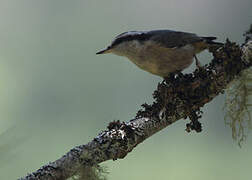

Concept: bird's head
[[96, 31, 150, 57]]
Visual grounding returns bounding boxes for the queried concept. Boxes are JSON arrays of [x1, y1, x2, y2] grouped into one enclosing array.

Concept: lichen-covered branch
[[19, 33, 252, 180]]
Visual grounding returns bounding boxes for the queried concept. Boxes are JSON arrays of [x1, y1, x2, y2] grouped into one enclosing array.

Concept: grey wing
[[148, 30, 203, 48]]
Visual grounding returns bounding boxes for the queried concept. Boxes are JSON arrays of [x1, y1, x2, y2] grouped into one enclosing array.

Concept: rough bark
[[19, 29, 252, 180]]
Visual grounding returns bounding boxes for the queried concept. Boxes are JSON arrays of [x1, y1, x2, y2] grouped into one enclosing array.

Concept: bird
[[96, 30, 222, 77]]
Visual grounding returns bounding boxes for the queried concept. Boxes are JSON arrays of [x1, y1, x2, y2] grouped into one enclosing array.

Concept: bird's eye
[[111, 37, 126, 47]]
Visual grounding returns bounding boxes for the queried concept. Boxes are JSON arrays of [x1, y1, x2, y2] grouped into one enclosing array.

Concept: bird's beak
[[96, 46, 112, 55]]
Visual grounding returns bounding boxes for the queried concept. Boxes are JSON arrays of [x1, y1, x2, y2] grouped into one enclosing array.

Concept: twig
[[19, 38, 252, 180]]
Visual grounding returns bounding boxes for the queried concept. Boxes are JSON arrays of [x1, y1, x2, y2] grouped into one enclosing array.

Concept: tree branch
[[19, 31, 252, 180]]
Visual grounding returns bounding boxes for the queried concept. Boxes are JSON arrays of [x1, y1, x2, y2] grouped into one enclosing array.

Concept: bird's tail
[[201, 36, 223, 46]]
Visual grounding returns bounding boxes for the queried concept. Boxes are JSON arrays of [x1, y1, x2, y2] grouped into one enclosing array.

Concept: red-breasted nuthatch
[[96, 30, 222, 77]]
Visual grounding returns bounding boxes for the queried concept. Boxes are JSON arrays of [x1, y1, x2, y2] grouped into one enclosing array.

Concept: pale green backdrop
[[0, 0, 251, 179]]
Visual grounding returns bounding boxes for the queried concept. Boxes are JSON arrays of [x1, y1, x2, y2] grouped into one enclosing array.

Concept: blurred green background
[[0, 0, 251, 179]]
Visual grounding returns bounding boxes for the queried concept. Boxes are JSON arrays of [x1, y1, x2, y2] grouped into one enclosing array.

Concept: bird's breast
[[126, 41, 196, 77]]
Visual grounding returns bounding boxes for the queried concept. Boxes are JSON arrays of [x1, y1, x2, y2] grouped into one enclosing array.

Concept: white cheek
[[131, 40, 142, 49], [111, 43, 128, 56], [112, 40, 143, 56]]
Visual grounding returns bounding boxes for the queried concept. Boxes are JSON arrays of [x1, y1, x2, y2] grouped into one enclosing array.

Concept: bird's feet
[[194, 55, 202, 69], [164, 71, 183, 82]]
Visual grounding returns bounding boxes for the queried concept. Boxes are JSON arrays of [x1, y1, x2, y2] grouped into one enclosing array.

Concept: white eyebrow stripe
[[111, 31, 150, 46], [116, 31, 147, 39]]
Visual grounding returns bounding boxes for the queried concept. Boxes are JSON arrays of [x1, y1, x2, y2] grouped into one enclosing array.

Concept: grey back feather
[[148, 30, 203, 48]]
